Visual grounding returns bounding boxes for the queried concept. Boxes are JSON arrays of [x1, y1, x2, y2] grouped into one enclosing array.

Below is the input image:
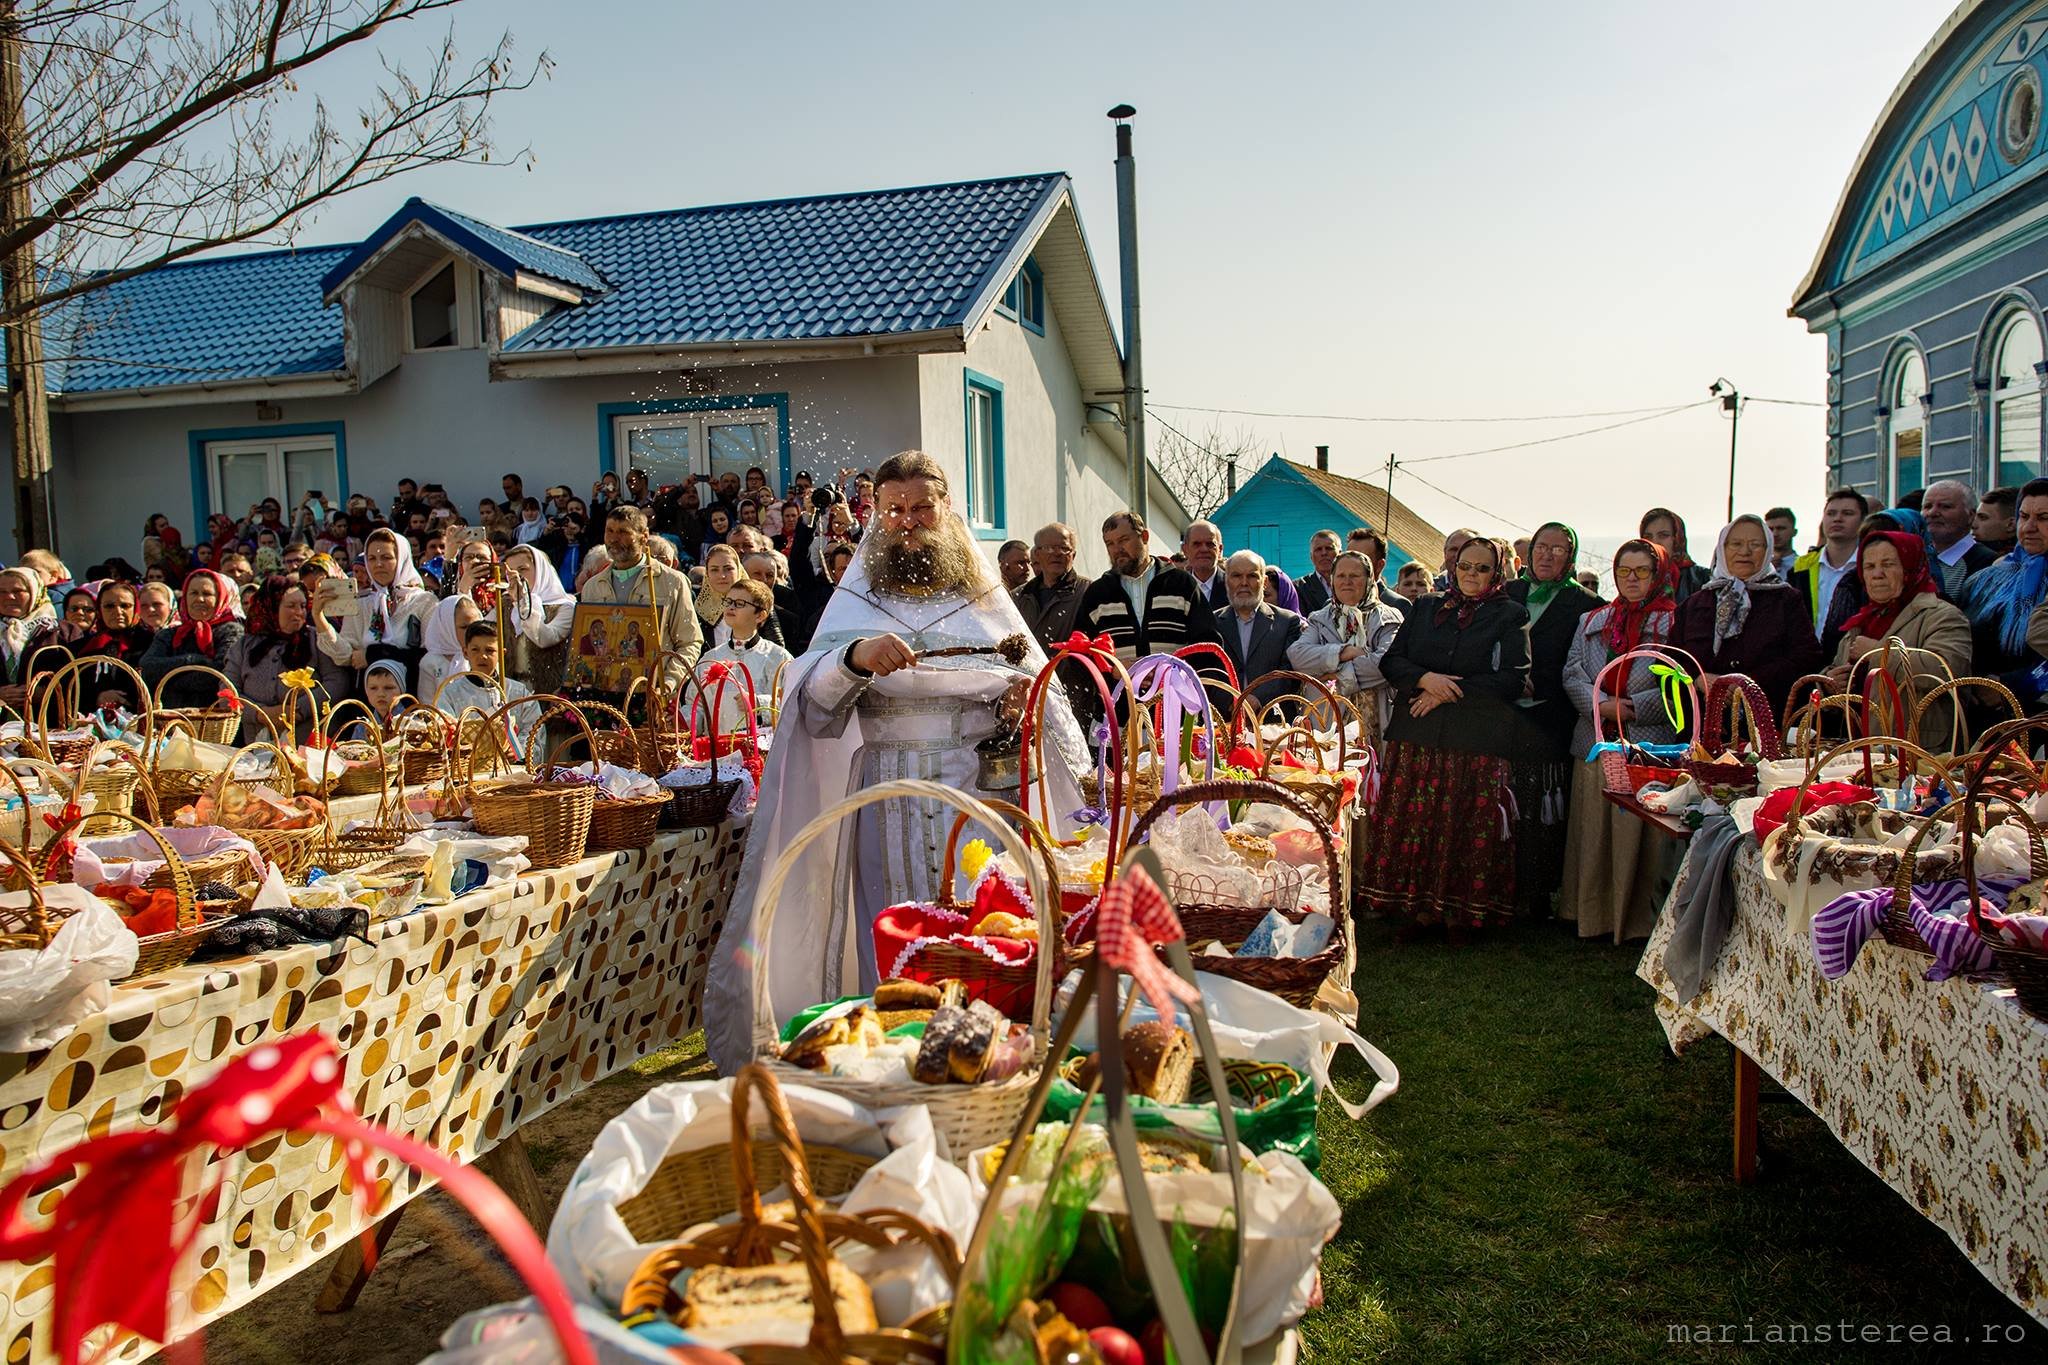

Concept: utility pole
[[1711, 378, 1742, 523], [1383, 451, 1396, 531], [1109, 104, 1147, 524], [0, 0, 53, 554]]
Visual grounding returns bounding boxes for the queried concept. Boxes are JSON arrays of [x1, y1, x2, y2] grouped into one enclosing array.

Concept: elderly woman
[[1824, 529, 1973, 749], [230, 580, 352, 741], [1560, 538, 1683, 942], [1286, 549, 1404, 746], [139, 568, 246, 709], [1673, 515, 1821, 717], [1357, 536, 1532, 943], [1505, 522, 1604, 916], [0, 566, 59, 712]]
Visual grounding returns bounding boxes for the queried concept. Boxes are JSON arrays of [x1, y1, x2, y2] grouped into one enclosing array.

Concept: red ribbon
[[0, 1032, 593, 1365], [213, 687, 242, 713], [1060, 630, 1116, 658], [1093, 865, 1201, 1022]]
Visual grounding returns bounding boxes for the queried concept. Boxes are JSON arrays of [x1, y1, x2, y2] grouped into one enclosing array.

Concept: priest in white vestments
[[704, 450, 1088, 1075]]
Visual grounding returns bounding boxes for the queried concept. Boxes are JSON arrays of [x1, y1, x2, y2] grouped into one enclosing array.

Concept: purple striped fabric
[[1810, 877, 2019, 981]]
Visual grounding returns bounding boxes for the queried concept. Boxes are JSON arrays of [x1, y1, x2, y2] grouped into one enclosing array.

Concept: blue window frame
[[995, 258, 1045, 335], [963, 369, 1005, 538]]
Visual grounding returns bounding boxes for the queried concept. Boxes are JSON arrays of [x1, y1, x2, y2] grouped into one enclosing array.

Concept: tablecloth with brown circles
[[0, 819, 744, 1363], [1639, 841, 2048, 1325]]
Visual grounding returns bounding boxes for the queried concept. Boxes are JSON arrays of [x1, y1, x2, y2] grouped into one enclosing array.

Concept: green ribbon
[[1649, 663, 1693, 733]]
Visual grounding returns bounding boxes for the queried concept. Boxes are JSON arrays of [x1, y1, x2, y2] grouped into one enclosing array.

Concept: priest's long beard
[[869, 522, 976, 596]]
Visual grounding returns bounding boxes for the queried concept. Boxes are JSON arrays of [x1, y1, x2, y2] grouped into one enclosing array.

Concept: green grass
[[1304, 920, 2047, 1363]]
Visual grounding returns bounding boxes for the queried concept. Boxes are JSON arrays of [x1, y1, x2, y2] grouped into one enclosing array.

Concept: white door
[[207, 436, 340, 521]]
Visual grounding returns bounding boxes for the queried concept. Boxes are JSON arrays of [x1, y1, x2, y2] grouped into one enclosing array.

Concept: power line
[[1149, 399, 1699, 424], [1401, 400, 1715, 465], [1394, 465, 1614, 567]]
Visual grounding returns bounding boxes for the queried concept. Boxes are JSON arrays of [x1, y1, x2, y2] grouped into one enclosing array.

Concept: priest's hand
[[851, 633, 917, 677], [998, 678, 1030, 725]]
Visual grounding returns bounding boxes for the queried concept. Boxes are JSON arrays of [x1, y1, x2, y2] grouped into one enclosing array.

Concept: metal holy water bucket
[[975, 728, 1023, 792]]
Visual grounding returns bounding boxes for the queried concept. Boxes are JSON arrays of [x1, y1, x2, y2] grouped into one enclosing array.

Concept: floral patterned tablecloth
[[1639, 841, 2048, 1324], [0, 819, 745, 1363]]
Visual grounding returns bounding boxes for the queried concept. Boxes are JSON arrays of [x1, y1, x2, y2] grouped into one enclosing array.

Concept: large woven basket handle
[[0, 842, 52, 949], [33, 654, 156, 749], [45, 810, 197, 927], [727, 1064, 846, 1357], [942, 801, 1063, 914], [151, 662, 238, 715], [692, 660, 761, 750], [1245, 669, 1346, 758], [497, 692, 597, 773], [747, 779, 1055, 1059], [1909, 675, 2020, 757], [1788, 736, 1956, 848], [1703, 674, 1783, 760], [1020, 639, 1133, 864], [1954, 725, 2048, 940]]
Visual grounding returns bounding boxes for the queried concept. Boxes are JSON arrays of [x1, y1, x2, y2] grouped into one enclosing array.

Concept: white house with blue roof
[[17, 172, 1186, 563]]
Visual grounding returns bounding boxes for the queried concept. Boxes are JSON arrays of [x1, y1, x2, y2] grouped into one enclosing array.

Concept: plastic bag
[[154, 729, 239, 774], [1055, 968, 1398, 1119], [420, 1297, 672, 1364], [546, 1076, 978, 1325], [1041, 1059, 1324, 1166], [401, 832, 531, 903], [0, 889, 137, 1051]]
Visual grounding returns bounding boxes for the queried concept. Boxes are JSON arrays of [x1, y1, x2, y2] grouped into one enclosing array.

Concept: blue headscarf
[[1989, 543, 2048, 655], [1887, 507, 1927, 541]]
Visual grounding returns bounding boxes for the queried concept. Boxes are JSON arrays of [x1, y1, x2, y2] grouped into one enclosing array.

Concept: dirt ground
[[169, 1039, 717, 1365]]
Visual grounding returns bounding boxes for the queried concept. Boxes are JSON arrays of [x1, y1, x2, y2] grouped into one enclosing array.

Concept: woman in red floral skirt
[[1358, 536, 1532, 944]]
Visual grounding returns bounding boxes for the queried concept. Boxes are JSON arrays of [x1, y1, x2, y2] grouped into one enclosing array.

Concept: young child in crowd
[[437, 621, 540, 763], [692, 579, 790, 732]]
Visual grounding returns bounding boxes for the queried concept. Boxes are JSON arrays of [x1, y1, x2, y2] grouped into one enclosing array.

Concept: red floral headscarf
[[169, 568, 241, 655], [1602, 538, 1677, 658]]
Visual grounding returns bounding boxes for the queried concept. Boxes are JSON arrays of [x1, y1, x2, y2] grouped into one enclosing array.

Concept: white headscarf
[[422, 594, 472, 664], [0, 566, 55, 661], [505, 544, 574, 612], [359, 528, 425, 627], [1704, 516, 1782, 650]]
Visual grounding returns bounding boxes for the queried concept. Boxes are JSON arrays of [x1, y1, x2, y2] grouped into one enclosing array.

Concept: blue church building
[[1209, 452, 1445, 582], [1795, 0, 2048, 502]]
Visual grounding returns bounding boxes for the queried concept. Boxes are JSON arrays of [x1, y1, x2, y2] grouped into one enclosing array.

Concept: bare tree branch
[[1152, 417, 1264, 521]]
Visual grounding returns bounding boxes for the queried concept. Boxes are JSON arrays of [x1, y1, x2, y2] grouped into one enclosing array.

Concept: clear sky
[[284, 0, 1949, 557]]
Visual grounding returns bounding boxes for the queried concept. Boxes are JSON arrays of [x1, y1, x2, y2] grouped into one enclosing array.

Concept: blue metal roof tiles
[[47, 173, 1067, 396]]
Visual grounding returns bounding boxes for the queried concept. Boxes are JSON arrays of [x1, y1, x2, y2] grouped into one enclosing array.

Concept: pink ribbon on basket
[[0, 1031, 594, 1365], [1094, 866, 1202, 1021]]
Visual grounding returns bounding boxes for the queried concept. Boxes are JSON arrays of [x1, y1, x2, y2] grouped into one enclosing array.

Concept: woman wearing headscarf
[[1261, 565, 1301, 615], [230, 579, 352, 741], [1826, 530, 1972, 747], [0, 566, 59, 712], [1504, 522, 1604, 916], [1287, 550, 1406, 746], [1673, 515, 1821, 716], [1357, 536, 1533, 943], [418, 594, 481, 708], [1639, 507, 1711, 602], [139, 568, 246, 709], [64, 580, 155, 711], [504, 543, 576, 695], [318, 527, 434, 695], [1963, 495, 2048, 681], [1560, 538, 1684, 942]]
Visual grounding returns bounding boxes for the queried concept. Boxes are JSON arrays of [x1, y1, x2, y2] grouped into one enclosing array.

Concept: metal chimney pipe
[[1315, 445, 1329, 472], [1109, 104, 1147, 524]]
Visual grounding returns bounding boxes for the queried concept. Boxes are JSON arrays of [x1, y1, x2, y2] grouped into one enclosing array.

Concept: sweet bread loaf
[[781, 1005, 884, 1070], [679, 1259, 877, 1340]]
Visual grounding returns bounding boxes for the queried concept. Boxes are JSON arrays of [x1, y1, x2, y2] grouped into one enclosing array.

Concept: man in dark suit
[[1217, 550, 1304, 709], [1181, 519, 1227, 609], [1293, 530, 1339, 615]]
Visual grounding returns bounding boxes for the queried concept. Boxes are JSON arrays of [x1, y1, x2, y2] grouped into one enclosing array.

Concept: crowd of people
[[998, 478, 2048, 948], [12, 460, 2040, 952], [0, 466, 880, 744]]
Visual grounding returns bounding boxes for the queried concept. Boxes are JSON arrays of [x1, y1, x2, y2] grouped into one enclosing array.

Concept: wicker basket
[[750, 779, 1058, 1165], [1683, 674, 1782, 794], [667, 671, 749, 829], [1115, 778, 1346, 1010], [472, 779, 594, 869], [44, 811, 218, 978], [1956, 720, 2048, 1017], [1590, 647, 1700, 794], [618, 1064, 955, 1365], [584, 791, 670, 852], [207, 740, 325, 882], [875, 801, 1066, 1019]]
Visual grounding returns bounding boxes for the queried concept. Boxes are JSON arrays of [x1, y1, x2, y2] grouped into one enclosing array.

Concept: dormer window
[[995, 258, 1045, 335], [404, 258, 480, 352]]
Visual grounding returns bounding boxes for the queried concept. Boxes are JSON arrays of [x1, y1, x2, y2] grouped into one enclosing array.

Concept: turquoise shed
[[1209, 453, 1446, 584]]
